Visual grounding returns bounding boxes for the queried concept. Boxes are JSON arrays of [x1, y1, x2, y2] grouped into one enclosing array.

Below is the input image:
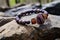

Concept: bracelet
[[15, 9, 48, 26]]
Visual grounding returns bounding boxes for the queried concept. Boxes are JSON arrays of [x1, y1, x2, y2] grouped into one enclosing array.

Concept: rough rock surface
[[0, 14, 60, 40]]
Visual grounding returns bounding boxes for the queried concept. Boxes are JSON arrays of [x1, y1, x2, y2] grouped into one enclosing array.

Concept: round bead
[[42, 13, 48, 19], [20, 21, 26, 25], [31, 18, 36, 24], [36, 14, 44, 24], [25, 21, 30, 24]]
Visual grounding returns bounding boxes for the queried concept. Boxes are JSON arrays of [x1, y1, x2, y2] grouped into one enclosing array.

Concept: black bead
[[25, 13, 28, 16], [25, 21, 30, 24], [22, 13, 25, 16], [20, 21, 26, 25], [18, 15, 21, 18], [20, 13, 23, 16], [40, 11, 44, 13]]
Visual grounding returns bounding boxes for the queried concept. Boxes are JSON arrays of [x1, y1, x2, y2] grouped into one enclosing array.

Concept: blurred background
[[0, 0, 54, 8]]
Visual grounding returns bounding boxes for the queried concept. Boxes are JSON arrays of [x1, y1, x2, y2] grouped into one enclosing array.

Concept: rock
[[0, 17, 15, 26], [44, 2, 60, 15], [0, 19, 13, 26], [0, 12, 5, 16], [0, 14, 60, 40], [0, 20, 34, 39]]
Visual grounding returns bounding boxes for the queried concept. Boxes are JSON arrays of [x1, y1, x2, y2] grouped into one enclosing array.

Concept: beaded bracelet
[[15, 9, 48, 26]]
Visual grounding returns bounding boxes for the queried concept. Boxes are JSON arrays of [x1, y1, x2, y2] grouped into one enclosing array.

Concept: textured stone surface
[[0, 14, 60, 40]]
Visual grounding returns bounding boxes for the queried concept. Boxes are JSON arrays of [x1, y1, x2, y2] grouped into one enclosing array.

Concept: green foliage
[[9, 0, 16, 7]]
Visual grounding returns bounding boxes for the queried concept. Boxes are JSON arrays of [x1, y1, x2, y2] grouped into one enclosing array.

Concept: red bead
[[31, 18, 36, 24]]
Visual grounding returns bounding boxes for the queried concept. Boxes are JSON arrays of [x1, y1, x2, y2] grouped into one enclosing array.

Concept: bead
[[20, 13, 23, 16], [16, 9, 48, 26], [26, 13, 29, 16], [40, 11, 44, 13], [31, 18, 36, 24], [36, 10, 40, 13], [25, 21, 30, 24], [37, 14, 44, 24], [42, 13, 48, 19], [20, 21, 26, 25], [27, 11, 31, 15], [30, 11, 33, 13], [23, 13, 26, 16]]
